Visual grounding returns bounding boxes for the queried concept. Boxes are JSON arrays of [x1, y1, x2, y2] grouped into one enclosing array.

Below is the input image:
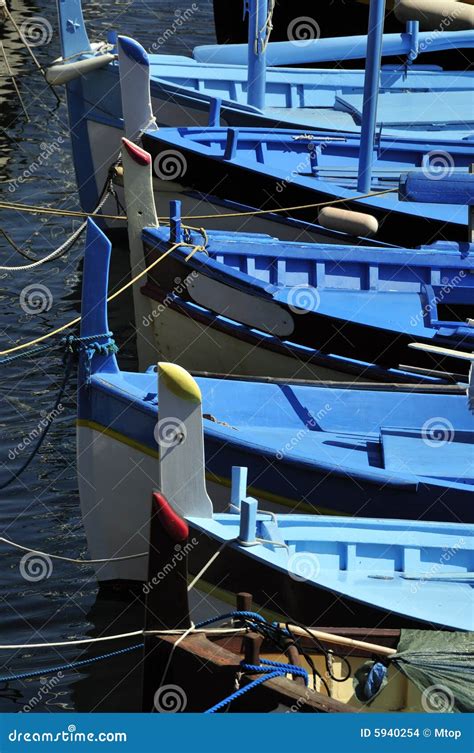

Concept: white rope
[[0, 632, 144, 650], [0, 537, 147, 563], [186, 540, 231, 592], [0, 627, 247, 651], [0, 188, 111, 271]]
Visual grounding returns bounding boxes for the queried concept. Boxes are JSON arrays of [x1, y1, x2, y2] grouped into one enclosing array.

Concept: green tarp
[[392, 630, 474, 713]]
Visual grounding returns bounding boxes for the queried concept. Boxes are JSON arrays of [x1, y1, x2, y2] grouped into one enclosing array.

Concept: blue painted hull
[[142, 225, 474, 380], [79, 368, 474, 522], [141, 127, 470, 245]]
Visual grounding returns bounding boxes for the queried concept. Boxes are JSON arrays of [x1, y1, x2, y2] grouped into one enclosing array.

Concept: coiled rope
[[205, 659, 309, 713]]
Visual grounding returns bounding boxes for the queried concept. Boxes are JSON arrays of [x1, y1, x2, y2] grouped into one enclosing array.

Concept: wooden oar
[[284, 623, 396, 657]]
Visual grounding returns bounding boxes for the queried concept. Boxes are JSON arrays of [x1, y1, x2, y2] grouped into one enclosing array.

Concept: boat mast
[[357, 0, 386, 193], [247, 0, 269, 109]]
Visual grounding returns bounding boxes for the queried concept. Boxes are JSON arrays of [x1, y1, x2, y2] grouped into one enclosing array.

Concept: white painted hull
[[141, 297, 350, 381], [77, 425, 230, 583]]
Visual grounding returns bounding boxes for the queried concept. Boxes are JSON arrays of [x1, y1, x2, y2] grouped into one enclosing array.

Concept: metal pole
[[357, 0, 386, 193], [247, 0, 268, 109]]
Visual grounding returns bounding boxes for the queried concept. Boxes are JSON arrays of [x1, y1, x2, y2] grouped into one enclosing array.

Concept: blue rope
[[0, 332, 117, 367], [0, 643, 143, 684], [0, 354, 74, 490], [205, 660, 309, 714]]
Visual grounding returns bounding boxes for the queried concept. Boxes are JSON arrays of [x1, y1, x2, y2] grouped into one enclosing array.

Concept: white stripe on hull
[[141, 300, 348, 381]]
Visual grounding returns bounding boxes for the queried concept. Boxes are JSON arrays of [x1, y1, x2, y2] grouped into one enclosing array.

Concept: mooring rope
[[0, 537, 147, 563], [0, 237, 205, 356], [0, 187, 397, 224], [0, 644, 143, 684], [0, 174, 117, 271]]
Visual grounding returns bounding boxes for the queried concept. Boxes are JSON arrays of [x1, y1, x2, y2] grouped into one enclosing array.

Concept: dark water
[[0, 0, 219, 713]]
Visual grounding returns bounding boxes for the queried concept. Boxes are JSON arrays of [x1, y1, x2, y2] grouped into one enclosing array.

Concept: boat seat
[[381, 427, 474, 480], [336, 92, 474, 127]]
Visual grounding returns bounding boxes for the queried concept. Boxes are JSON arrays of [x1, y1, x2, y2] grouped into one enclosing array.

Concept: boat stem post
[[247, 0, 268, 110], [357, 0, 387, 194], [231, 466, 248, 512], [238, 497, 258, 544], [209, 97, 222, 127], [107, 30, 118, 52], [170, 200, 182, 243]]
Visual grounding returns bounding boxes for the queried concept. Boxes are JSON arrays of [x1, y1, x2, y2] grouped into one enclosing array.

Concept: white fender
[[395, 0, 474, 30], [318, 206, 379, 237], [45, 46, 115, 85], [158, 363, 213, 519], [118, 36, 157, 140]]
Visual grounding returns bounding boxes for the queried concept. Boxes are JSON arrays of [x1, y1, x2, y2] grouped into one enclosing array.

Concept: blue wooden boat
[[51, 0, 474, 139], [120, 136, 474, 381], [76, 219, 474, 589], [213, 0, 472, 73], [51, 0, 474, 241], [76, 225, 474, 627], [139, 123, 471, 245]]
